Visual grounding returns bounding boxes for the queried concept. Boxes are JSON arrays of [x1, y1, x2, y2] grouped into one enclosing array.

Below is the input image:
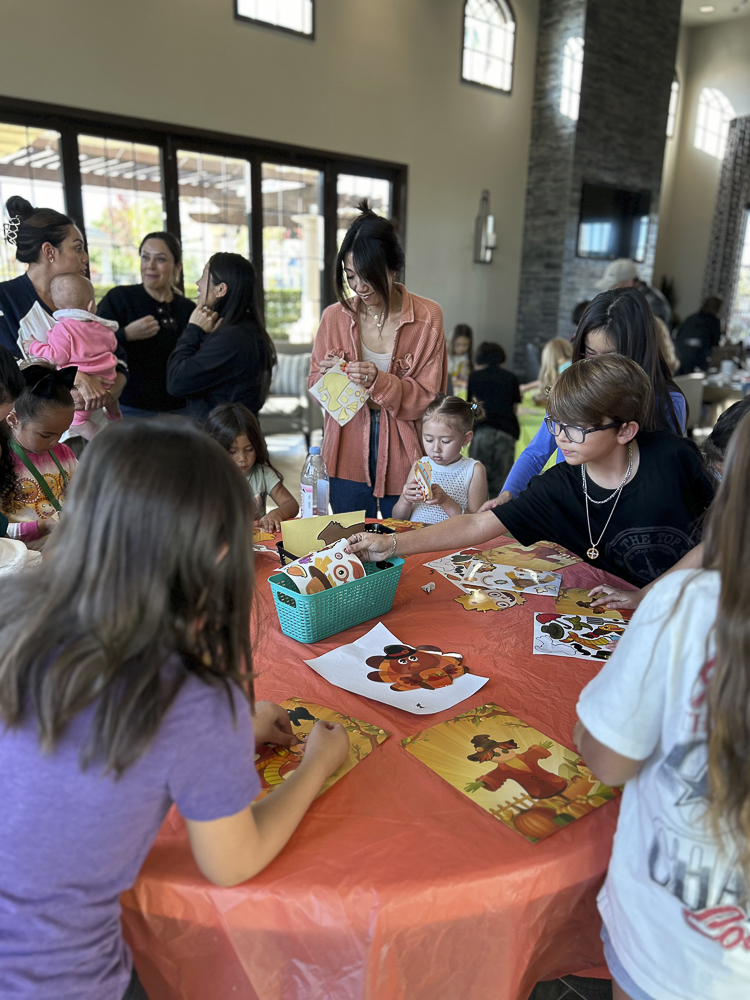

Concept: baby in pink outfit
[[28, 273, 121, 440]]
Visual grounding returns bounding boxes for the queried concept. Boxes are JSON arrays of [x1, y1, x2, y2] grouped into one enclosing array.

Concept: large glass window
[[235, 0, 313, 36], [337, 174, 391, 246], [177, 151, 251, 300], [694, 87, 736, 160], [728, 208, 750, 343], [262, 163, 323, 341], [78, 135, 164, 297], [461, 0, 515, 93], [0, 123, 65, 282], [560, 36, 584, 122], [666, 76, 679, 138]]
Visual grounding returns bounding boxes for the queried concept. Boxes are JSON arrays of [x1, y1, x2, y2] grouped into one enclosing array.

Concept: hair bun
[[5, 195, 34, 222]]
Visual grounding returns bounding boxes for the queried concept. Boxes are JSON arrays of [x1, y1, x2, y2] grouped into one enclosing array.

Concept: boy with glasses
[[348, 355, 714, 588]]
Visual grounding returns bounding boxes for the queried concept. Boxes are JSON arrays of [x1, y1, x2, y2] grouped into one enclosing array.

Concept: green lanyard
[[10, 439, 68, 513]]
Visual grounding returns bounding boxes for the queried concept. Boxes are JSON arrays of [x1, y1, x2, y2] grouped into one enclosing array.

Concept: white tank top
[[360, 342, 392, 372], [410, 456, 479, 523]]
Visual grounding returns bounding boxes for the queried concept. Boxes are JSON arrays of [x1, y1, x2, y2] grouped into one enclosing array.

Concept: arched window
[[666, 75, 679, 138], [235, 0, 313, 37], [462, 0, 515, 93], [560, 36, 584, 121], [694, 87, 736, 159]]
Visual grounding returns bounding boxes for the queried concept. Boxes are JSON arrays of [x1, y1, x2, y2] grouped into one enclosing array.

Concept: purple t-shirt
[[0, 671, 260, 1000]]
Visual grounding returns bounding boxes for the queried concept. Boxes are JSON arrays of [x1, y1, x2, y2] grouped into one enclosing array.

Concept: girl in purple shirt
[[0, 419, 349, 1000]]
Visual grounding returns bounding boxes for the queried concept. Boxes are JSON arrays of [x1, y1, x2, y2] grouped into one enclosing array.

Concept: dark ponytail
[[335, 199, 405, 320], [5, 196, 75, 265]]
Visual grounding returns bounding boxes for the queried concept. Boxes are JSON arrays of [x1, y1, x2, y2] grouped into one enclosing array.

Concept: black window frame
[[0, 94, 407, 330], [460, 0, 516, 96], [233, 0, 315, 40]]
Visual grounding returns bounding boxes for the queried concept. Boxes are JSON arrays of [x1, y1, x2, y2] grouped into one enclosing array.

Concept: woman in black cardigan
[[167, 253, 276, 422]]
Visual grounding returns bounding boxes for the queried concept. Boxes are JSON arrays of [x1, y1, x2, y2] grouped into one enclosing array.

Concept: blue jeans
[[330, 410, 400, 519]]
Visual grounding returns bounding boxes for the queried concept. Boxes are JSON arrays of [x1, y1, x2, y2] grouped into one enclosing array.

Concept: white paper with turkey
[[303, 622, 488, 715]]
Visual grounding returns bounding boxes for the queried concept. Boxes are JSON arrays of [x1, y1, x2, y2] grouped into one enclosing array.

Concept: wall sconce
[[474, 190, 497, 264]]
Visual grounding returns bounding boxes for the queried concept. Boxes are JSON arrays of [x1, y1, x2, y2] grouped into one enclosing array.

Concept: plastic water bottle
[[300, 447, 330, 517]]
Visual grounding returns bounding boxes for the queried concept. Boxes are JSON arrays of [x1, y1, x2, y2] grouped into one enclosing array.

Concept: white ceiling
[[681, 0, 750, 26]]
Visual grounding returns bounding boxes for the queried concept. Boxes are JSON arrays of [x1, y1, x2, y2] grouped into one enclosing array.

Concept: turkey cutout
[[365, 643, 466, 692], [274, 538, 366, 595], [309, 358, 367, 426]]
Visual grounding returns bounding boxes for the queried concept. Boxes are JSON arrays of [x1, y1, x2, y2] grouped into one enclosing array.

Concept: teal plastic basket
[[268, 557, 404, 643]]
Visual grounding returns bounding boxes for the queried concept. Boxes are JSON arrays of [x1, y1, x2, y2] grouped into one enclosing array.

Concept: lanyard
[[10, 439, 68, 513]]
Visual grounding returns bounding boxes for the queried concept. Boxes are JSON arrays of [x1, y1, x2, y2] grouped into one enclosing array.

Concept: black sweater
[[166, 319, 272, 421], [98, 284, 194, 411]]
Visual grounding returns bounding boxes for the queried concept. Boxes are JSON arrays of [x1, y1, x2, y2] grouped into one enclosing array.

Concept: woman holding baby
[[308, 200, 446, 518]]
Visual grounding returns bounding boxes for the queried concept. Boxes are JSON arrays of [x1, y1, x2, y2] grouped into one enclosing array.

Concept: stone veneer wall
[[514, 0, 682, 369]]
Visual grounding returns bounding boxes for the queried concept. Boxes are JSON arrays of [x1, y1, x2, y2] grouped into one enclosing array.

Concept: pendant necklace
[[581, 443, 633, 561], [366, 305, 384, 334]]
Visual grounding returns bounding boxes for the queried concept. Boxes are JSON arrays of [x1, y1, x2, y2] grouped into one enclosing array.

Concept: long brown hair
[[0, 418, 256, 776], [702, 411, 750, 869], [204, 402, 284, 483]]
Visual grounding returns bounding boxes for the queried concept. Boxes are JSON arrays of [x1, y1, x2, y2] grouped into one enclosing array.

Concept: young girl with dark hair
[[0, 196, 124, 417], [0, 419, 349, 1000], [310, 200, 446, 518], [204, 403, 298, 532], [484, 287, 687, 509], [393, 395, 487, 523], [167, 253, 276, 421], [575, 410, 750, 1000], [447, 323, 473, 392], [98, 231, 195, 417], [2, 365, 77, 544]]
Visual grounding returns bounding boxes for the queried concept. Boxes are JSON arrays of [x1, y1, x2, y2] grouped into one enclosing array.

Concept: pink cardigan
[[308, 285, 446, 497]]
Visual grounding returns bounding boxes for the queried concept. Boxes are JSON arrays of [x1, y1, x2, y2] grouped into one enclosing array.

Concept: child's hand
[[253, 701, 299, 747], [427, 483, 449, 506], [588, 585, 642, 611], [400, 478, 424, 505], [36, 518, 58, 537], [259, 510, 282, 534], [479, 490, 513, 512], [300, 720, 350, 777]]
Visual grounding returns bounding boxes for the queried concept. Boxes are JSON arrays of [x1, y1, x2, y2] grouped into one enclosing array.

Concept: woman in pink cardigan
[[308, 201, 446, 518]]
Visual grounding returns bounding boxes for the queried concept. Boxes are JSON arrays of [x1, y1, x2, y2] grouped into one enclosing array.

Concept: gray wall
[[514, 0, 681, 369]]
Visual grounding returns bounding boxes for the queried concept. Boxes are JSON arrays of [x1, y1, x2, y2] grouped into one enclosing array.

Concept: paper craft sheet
[[414, 460, 433, 500], [303, 622, 488, 715], [273, 538, 366, 594], [402, 703, 620, 843], [255, 698, 388, 800], [281, 511, 366, 558], [425, 549, 562, 597], [488, 541, 581, 572], [308, 358, 367, 426], [533, 612, 627, 661], [554, 587, 624, 621]]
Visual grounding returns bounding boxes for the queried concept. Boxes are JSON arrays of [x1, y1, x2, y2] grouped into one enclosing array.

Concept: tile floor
[[527, 975, 612, 1000]]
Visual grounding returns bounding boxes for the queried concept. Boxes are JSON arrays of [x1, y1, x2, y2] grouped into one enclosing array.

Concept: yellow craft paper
[[255, 698, 389, 800], [281, 510, 367, 558], [554, 587, 624, 620], [483, 541, 581, 573], [403, 703, 619, 843]]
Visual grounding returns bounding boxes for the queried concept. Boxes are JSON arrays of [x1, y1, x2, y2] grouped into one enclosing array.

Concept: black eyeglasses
[[544, 416, 621, 443]]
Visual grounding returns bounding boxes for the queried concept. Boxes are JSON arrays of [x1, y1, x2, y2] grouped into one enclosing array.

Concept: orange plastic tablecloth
[[122, 535, 631, 1000]]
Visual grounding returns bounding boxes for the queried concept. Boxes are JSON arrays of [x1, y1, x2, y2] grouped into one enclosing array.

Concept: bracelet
[[387, 533, 398, 558]]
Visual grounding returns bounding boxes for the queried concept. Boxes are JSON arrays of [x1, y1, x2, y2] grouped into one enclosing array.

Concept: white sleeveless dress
[[410, 455, 479, 523]]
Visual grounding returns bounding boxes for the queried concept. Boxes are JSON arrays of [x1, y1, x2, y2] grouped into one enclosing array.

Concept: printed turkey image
[[533, 613, 627, 660], [425, 549, 562, 596], [402, 704, 620, 843], [254, 698, 389, 800], [308, 358, 367, 426], [303, 622, 488, 714], [490, 540, 581, 573]]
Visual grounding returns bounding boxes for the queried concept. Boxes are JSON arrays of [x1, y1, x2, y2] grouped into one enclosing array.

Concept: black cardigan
[[166, 319, 272, 421], [98, 284, 194, 411]]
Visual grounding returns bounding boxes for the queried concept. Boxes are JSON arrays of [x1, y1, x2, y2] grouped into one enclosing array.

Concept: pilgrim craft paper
[[424, 549, 562, 597], [309, 358, 367, 426], [303, 622, 488, 715], [533, 612, 627, 661], [254, 698, 388, 800], [414, 460, 433, 500], [489, 540, 581, 573], [554, 587, 624, 621], [281, 510, 366, 558], [274, 538, 366, 595], [402, 703, 620, 843]]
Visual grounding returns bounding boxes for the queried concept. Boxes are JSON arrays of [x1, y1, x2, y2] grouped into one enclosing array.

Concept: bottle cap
[[310, 446, 321, 454]]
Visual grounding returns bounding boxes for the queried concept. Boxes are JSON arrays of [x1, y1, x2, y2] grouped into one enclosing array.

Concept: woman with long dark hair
[[0, 419, 348, 1000], [97, 232, 194, 417], [483, 287, 686, 510], [167, 253, 276, 422], [308, 200, 446, 518]]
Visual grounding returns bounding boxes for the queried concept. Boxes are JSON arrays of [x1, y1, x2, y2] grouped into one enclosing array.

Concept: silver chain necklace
[[581, 443, 633, 560], [366, 305, 384, 333]]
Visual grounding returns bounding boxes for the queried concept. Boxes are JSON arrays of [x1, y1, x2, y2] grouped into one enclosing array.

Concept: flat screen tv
[[577, 182, 651, 262]]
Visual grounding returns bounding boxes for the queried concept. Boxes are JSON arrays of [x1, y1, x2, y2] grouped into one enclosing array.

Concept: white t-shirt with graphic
[[578, 569, 750, 1000]]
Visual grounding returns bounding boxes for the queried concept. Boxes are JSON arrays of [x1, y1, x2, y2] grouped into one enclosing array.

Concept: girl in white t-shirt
[[575, 410, 750, 1000], [393, 394, 488, 524]]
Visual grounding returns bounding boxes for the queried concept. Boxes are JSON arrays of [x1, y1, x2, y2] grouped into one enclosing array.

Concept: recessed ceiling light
[[698, 4, 715, 11]]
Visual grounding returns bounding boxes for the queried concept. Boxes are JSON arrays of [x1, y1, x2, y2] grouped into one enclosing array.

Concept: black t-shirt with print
[[495, 431, 714, 587]]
